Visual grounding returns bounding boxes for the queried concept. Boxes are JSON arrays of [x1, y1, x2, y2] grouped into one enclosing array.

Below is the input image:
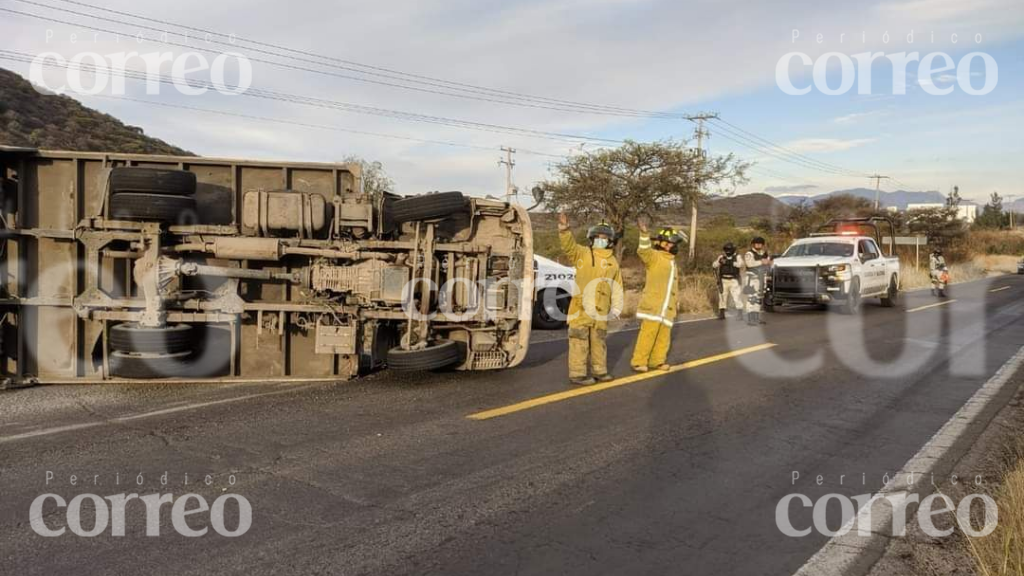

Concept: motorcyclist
[[929, 248, 947, 276], [630, 221, 684, 372], [929, 248, 948, 295], [743, 237, 772, 326], [558, 212, 624, 386], [712, 242, 744, 320]]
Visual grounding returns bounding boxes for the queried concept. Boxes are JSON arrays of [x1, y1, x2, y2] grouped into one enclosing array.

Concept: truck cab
[[768, 218, 901, 314]]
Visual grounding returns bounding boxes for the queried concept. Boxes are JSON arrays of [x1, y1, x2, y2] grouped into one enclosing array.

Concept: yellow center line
[[467, 343, 777, 421], [906, 299, 958, 313], [989, 286, 1011, 293]]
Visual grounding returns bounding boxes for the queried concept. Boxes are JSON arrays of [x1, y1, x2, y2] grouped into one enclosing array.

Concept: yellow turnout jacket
[[559, 230, 624, 328], [635, 232, 679, 326]]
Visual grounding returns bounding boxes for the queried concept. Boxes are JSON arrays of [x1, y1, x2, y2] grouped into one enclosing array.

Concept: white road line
[[990, 286, 1011, 293], [0, 383, 321, 443], [793, 344, 1024, 576], [906, 299, 957, 313]]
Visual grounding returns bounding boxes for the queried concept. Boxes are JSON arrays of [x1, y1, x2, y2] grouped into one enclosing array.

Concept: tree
[[343, 155, 394, 196], [541, 139, 748, 258], [975, 191, 1007, 229], [946, 185, 962, 209]]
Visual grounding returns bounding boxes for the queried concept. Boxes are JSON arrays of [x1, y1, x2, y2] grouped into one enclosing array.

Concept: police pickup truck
[[533, 255, 575, 329], [767, 217, 901, 314]]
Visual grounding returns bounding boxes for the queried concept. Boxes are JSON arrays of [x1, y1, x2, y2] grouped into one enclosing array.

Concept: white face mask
[[592, 238, 609, 250]]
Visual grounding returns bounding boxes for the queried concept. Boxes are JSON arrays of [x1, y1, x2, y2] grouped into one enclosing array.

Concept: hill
[[0, 67, 190, 155], [775, 188, 947, 209], [699, 193, 790, 226]]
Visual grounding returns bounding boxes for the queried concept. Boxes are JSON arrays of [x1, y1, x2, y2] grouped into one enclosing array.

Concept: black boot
[[718, 308, 726, 320]]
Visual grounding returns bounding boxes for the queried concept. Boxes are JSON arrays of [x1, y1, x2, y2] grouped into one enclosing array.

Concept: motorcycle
[[930, 266, 950, 297]]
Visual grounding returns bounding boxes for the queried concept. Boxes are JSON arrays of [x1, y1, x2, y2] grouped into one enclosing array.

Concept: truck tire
[[110, 323, 194, 355], [841, 279, 861, 315], [109, 350, 192, 379], [880, 276, 900, 308], [390, 192, 467, 223], [110, 167, 196, 196], [387, 340, 462, 371], [109, 192, 196, 223], [533, 288, 570, 330]]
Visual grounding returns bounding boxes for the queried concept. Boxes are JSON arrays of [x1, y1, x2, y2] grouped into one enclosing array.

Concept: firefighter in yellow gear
[[630, 222, 684, 373], [558, 212, 624, 386]]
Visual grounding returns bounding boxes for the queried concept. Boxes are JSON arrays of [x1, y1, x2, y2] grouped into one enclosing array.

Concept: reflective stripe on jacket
[[636, 232, 679, 327]]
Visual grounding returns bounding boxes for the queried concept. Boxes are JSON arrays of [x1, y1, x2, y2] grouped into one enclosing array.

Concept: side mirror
[[531, 186, 545, 204]]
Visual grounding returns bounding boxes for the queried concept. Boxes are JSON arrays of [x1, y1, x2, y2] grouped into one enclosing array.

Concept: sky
[[1, 0, 1022, 204]]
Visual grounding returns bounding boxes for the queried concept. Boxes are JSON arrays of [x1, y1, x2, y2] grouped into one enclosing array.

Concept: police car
[[533, 255, 576, 329]]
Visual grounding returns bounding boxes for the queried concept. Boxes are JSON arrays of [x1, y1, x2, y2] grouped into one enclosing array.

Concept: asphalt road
[[2, 275, 1023, 576]]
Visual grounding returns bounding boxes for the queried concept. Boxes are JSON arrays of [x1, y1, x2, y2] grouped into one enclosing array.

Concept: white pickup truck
[[767, 218, 901, 314], [533, 255, 576, 329]]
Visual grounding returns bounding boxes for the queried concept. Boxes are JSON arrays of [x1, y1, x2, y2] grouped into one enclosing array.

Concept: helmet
[[655, 227, 686, 254], [933, 247, 943, 255], [751, 236, 766, 245], [587, 222, 616, 244], [723, 242, 736, 255]]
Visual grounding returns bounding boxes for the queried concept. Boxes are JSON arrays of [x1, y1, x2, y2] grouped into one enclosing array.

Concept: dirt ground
[[867, 377, 1024, 576]]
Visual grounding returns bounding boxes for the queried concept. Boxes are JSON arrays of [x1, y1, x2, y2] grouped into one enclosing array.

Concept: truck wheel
[[110, 192, 196, 223], [109, 350, 192, 379], [110, 323, 194, 355], [880, 277, 900, 308], [389, 192, 467, 223], [841, 279, 861, 315], [533, 288, 570, 330], [110, 167, 196, 196], [387, 340, 462, 371]]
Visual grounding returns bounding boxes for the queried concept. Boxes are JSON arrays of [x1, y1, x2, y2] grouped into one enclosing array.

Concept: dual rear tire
[[108, 323, 194, 379], [108, 167, 197, 223]]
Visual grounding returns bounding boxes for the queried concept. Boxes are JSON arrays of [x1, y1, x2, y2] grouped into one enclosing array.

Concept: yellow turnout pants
[[568, 325, 608, 379], [631, 320, 672, 369]]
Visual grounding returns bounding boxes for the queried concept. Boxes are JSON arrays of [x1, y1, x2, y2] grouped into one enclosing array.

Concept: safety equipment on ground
[[587, 222, 616, 245]]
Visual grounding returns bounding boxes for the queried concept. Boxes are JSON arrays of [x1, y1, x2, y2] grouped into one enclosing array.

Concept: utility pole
[[868, 174, 890, 210], [686, 113, 718, 260], [499, 147, 517, 203]]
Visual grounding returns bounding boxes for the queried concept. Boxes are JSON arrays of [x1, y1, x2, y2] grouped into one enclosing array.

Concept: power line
[[4, 0, 889, 182], [0, 50, 624, 145], [4, 1, 677, 120], [75, 93, 569, 159]]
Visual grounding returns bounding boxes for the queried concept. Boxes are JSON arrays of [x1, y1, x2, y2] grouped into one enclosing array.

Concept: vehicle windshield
[[783, 242, 854, 257]]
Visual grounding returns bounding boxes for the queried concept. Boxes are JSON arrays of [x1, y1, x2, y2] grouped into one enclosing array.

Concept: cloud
[[764, 184, 818, 193], [833, 111, 884, 124], [785, 138, 877, 153]]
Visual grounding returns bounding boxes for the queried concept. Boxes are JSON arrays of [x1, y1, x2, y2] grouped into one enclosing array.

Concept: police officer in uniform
[[558, 212, 624, 386], [630, 220, 683, 372], [713, 242, 744, 320], [743, 236, 772, 326]]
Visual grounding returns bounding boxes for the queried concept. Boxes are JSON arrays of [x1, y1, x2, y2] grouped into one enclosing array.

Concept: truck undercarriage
[[0, 148, 533, 384]]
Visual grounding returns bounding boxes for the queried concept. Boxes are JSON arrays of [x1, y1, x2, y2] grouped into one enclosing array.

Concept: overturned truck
[[0, 147, 533, 383]]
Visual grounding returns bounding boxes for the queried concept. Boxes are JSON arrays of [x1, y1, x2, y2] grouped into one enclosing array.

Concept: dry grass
[[620, 273, 719, 318], [964, 446, 1024, 576], [900, 257, 994, 290]]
